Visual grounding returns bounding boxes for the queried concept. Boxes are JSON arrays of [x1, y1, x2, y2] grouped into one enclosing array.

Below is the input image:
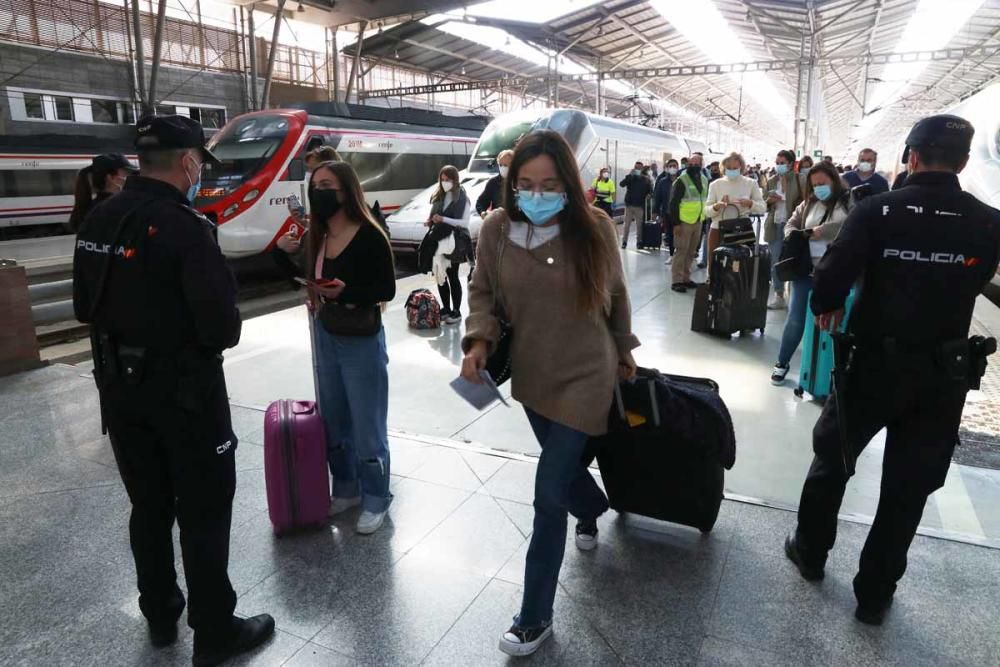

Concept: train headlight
[[223, 204, 239, 218], [242, 189, 259, 203]]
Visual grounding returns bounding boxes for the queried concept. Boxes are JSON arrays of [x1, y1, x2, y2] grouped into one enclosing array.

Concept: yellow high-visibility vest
[[592, 177, 615, 203], [677, 171, 708, 224]]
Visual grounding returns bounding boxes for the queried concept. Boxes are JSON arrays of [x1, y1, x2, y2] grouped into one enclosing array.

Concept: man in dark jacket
[[476, 149, 513, 217], [619, 161, 652, 249], [654, 158, 679, 257]]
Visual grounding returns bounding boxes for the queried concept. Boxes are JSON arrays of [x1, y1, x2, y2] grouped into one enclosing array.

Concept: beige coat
[[763, 173, 806, 242], [463, 209, 640, 436]]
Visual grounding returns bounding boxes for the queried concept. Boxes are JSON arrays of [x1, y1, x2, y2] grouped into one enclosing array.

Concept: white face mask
[[498, 166, 509, 178], [858, 161, 873, 173], [305, 170, 312, 182], [441, 180, 454, 192]]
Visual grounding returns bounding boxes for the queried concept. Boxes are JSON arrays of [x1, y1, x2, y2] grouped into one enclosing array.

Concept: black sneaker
[[771, 363, 790, 386], [683, 280, 700, 288], [498, 621, 553, 656], [671, 283, 687, 293], [621, 242, 627, 249], [855, 596, 894, 626], [192, 615, 276, 667], [575, 521, 598, 551], [784, 533, 825, 582], [697, 262, 707, 269]]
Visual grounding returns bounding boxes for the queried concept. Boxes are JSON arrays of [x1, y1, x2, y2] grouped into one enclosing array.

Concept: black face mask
[[309, 188, 342, 224]]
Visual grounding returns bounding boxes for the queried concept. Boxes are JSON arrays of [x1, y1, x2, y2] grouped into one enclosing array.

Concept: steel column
[[261, 0, 286, 109], [344, 21, 366, 103], [145, 0, 168, 112], [331, 28, 340, 102], [247, 5, 258, 110], [129, 0, 148, 113]]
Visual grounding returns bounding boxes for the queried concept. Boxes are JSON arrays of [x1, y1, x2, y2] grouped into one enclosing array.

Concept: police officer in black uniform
[[783, 114, 1000, 626], [72, 115, 274, 666]]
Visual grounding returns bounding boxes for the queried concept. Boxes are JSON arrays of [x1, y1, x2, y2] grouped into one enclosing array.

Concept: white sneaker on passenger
[[771, 363, 790, 386], [356, 509, 387, 534], [443, 312, 462, 325], [767, 294, 787, 310], [575, 521, 598, 551], [498, 621, 553, 656], [328, 495, 361, 517]]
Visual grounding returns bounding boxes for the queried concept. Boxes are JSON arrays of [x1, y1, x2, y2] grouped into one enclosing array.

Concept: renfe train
[[195, 105, 483, 257], [386, 108, 724, 252]]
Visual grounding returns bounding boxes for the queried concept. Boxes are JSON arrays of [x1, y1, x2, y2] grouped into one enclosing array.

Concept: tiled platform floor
[[2, 369, 999, 666]]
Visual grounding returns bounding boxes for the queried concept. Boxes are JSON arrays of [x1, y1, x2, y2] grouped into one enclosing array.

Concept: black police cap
[[902, 114, 974, 163], [134, 114, 220, 165], [91, 153, 138, 174]]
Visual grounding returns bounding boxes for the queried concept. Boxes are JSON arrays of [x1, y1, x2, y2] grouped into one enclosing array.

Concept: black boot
[[784, 532, 825, 581], [192, 615, 276, 667], [855, 596, 893, 626]]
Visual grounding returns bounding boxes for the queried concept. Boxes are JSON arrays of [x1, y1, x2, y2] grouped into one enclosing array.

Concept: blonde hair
[[497, 149, 514, 164], [722, 151, 746, 173]]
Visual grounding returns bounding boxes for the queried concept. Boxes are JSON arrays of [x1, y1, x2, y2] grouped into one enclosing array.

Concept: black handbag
[[774, 229, 813, 282], [484, 219, 513, 386], [318, 301, 382, 336]]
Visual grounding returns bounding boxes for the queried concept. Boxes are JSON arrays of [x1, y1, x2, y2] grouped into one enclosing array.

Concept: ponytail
[[69, 166, 95, 231]]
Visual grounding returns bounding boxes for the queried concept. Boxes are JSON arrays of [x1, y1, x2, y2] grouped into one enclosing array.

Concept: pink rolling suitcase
[[263, 314, 330, 535]]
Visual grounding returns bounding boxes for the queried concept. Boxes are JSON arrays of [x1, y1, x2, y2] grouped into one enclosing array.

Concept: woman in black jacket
[[68, 154, 138, 230]]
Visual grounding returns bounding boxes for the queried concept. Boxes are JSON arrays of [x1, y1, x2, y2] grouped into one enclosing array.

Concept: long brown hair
[[306, 160, 390, 263], [430, 164, 461, 203], [803, 160, 848, 220], [501, 129, 614, 315], [69, 164, 115, 231]]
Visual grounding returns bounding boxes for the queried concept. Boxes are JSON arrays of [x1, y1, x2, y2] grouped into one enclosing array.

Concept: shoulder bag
[[484, 218, 513, 386], [314, 233, 382, 337]]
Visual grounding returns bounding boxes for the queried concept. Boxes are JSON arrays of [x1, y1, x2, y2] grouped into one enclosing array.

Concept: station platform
[[3, 248, 1000, 665]]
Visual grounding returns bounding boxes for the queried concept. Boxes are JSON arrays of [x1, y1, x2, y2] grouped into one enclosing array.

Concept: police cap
[[134, 114, 220, 165], [92, 153, 138, 174], [901, 114, 974, 163]]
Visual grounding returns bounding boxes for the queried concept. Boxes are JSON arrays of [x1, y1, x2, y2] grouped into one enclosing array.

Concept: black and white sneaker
[[771, 363, 790, 386], [498, 621, 553, 656], [575, 521, 598, 551], [443, 311, 462, 325]]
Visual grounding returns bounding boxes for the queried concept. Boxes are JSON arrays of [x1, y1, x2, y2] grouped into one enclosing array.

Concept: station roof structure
[[265, 0, 1000, 157]]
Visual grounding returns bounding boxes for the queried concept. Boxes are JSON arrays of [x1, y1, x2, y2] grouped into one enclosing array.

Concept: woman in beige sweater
[[461, 130, 639, 657]]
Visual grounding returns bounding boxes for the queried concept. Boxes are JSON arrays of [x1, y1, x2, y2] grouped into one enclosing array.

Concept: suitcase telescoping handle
[[613, 378, 661, 428], [307, 308, 322, 415]]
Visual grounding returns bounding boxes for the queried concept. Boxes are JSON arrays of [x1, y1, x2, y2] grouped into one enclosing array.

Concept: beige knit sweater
[[463, 208, 640, 436]]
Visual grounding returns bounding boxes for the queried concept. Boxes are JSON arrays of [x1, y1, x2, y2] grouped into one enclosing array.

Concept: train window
[[339, 152, 394, 193], [475, 119, 534, 159], [156, 105, 176, 115], [24, 93, 44, 119], [53, 96, 74, 121], [387, 153, 459, 190], [91, 100, 118, 123], [199, 108, 226, 129], [119, 102, 136, 125], [8, 171, 75, 197], [287, 158, 305, 182]]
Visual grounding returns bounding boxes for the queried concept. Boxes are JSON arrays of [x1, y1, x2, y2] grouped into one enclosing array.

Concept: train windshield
[[468, 117, 535, 173], [201, 114, 289, 191]]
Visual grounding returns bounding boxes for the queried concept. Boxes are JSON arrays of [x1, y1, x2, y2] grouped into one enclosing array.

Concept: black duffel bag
[[774, 228, 813, 282]]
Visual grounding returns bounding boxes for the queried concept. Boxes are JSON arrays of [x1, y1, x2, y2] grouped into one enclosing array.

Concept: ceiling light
[[394, 48, 399, 59]]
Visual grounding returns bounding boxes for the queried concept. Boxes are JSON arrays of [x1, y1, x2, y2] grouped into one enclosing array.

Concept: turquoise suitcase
[[795, 289, 856, 400]]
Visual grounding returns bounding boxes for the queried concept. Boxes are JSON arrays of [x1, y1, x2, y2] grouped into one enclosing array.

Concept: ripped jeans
[[313, 318, 392, 513]]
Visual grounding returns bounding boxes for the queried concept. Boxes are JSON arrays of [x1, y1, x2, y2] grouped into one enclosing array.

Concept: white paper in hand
[[450, 370, 509, 410]]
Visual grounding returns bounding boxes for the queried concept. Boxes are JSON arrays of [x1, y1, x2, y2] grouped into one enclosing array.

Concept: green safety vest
[[592, 177, 615, 203], [677, 171, 708, 224]]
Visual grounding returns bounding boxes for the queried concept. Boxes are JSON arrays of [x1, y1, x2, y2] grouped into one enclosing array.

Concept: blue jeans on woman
[[768, 230, 785, 297], [518, 408, 609, 628], [778, 276, 814, 367], [313, 319, 392, 513]]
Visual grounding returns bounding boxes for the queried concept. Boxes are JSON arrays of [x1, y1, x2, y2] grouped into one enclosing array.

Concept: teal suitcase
[[795, 289, 856, 400]]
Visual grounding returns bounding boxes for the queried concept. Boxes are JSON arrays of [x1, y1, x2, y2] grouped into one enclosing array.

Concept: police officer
[[72, 115, 274, 666], [783, 115, 1000, 625]]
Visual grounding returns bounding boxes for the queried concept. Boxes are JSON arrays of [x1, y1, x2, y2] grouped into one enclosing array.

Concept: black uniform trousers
[[595, 200, 614, 220], [796, 348, 966, 606], [104, 361, 238, 640]]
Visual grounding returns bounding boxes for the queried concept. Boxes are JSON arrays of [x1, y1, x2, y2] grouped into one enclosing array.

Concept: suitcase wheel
[[793, 387, 804, 398]]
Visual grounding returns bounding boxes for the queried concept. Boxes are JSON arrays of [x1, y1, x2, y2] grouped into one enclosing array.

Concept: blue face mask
[[814, 184, 833, 201], [725, 169, 741, 180], [516, 190, 567, 226], [775, 163, 789, 176], [800, 167, 811, 176], [185, 156, 202, 203]]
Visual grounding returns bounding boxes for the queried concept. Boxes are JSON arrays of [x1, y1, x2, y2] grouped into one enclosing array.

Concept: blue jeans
[[768, 230, 785, 296], [778, 276, 813, 366], [313, 319, 392, 513], [518, 409, 609, 628]]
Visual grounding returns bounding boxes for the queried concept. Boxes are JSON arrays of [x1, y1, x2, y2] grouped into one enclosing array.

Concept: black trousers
[[104, 363, 238, 640], [438, 263, 462, 315], [795, 350, 966, 606], [595, 200, 613, 220]]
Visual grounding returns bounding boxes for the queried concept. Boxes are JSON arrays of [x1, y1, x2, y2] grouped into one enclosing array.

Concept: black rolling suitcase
[[636, 197, 661, 249], [691, 242, 770, 336], [585, 368, 736, 533]]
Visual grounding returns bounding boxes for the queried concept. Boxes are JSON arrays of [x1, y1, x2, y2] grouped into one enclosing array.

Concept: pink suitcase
[[263, 313, 330, 535]]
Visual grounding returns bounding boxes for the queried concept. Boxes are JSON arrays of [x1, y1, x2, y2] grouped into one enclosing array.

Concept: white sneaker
[[498, 622, 553, 656], [767, 294, 787, 310], [328, 495, 361, 517], [443, 312, 462, 325], [356, 509, 387, 535], [575, 521, 598, 551], [664, 255, 673, 265]]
